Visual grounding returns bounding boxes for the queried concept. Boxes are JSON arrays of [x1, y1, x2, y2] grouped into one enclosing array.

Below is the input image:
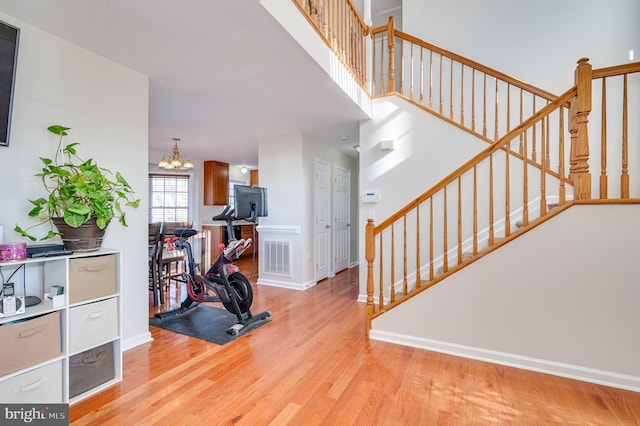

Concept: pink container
[[0, 243, 27, 261]]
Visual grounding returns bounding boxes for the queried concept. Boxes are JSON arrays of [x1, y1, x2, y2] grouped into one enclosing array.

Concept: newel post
[[365, 219, 375, 337], [387, 16, 395, 93], [570, 57, 593, 200]]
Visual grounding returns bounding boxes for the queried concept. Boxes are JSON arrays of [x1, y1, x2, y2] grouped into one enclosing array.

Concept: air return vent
[[262, 239, 292, 276]]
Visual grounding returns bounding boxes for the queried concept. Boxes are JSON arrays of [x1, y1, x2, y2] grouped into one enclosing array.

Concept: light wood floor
[[71, 258, 640, 425]]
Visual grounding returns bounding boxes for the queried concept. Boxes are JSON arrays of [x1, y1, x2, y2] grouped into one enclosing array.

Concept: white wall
[[372, 205, 640, 391], [357, 97, 488, 294], [0, 13, 150, 349], [256, 132, 314, 289], [403, 0, 640, 94]]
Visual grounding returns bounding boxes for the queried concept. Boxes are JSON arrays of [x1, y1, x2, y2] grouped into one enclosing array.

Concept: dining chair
[[148, 222, 164, 306], [159, 221, 193, 300]]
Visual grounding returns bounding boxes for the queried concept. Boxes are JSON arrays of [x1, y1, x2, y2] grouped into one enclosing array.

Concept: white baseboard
[[257, 277, 315, 291], [122, 331, 153, 351], [369, 329, 640, 393]]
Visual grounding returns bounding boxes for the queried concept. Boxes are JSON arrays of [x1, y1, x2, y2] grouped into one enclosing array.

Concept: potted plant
[[14, 125, 140, 251]]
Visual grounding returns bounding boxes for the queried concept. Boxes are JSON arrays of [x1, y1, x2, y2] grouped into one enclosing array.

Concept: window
[[149, 174, 190, 222], [228, 179, 246, 208]]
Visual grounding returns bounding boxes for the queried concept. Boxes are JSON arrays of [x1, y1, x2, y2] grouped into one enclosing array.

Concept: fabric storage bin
[[69, 342, 115, 399], [0, 311, 61, 376], [69, 254, 117, 304], [0, 361, 63, 403], [69, 297, 118, 354]]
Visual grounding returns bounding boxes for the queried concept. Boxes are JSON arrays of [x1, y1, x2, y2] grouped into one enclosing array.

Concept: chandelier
[[158, 138, 194, 170]]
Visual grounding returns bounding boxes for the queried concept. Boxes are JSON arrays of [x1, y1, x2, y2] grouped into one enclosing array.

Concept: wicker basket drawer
[[69, 298, 118, 354], [0, 312, 61, 376], [0, 361, 63, 403], [69, 254, 116, 304], [69, 342, 115, 399]]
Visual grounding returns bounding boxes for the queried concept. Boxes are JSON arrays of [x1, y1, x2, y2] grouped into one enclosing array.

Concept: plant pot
[[52, 218, 108, 252]]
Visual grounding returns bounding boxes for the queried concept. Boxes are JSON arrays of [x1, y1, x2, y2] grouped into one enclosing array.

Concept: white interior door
[[315, 158, 330, 281], [333, 166, 350, 273]]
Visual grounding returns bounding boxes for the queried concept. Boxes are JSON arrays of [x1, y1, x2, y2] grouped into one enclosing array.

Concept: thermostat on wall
[[361, 191, 381, 203]]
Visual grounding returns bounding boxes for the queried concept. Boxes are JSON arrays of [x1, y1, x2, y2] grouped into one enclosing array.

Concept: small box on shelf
[[45, 294, 65, 308]]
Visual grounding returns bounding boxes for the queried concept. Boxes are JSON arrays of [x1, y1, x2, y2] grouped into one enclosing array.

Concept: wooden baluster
[[473, 165, 478, 255], [540, 116, 547, 216], [483, 74, 487, 137], [494, 79, 499, 141], [387, 16, 395, 93], [523, 129, 529, 226], [545, 108, 551, 169], [505, 147, 511, 236], [460, 65, 465, 126], [399, 39, 404, 95], [419, 48, 424, 104], [416, 204, 421, 288], [409, 42, 415, 100], [457, 177, 463, 264], [439, 54, 444, 115], [449, 59, 454, 120], [519, 89, 524, 154], [378, 235, 383, 309], [507, 84, 511, 132], [621, 74, 629, 198], [429, 197, 434, 280], [372, 34, 377, 95], [571, 57, 593, 200], [600, 78, 608, 199], [429, 51, 434, 109], [532, 97, 537, 162], [443, 186, 448, 272], [472, 69, 476, 132], [559, 106, 566, 204], [390, 223, 395, 303], [489, 154, 494, 244], [365, 219, 375, 336], [403, 216, 408, 296]]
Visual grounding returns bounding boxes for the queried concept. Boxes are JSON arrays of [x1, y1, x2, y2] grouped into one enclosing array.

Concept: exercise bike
[[154, 207, 271, 336]]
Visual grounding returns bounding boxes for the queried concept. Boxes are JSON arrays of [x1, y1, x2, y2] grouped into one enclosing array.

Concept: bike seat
[[173, 228, 198, 239]]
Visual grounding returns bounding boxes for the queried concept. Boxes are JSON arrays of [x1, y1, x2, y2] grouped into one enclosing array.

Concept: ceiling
[[0, 0, 400, 169]]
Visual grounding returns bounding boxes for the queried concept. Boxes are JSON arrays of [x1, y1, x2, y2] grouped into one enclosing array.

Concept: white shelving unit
[[0, 249, 121, 404]]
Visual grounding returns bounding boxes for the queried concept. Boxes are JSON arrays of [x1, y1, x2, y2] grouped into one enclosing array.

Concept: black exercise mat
[[149, 304, 270, 345]]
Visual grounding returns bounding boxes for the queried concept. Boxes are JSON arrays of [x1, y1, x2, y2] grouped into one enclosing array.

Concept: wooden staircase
[[364, 20, 640, 334]]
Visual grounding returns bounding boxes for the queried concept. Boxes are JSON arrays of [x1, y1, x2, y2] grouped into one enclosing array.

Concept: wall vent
[[262, 239, 292, 276]]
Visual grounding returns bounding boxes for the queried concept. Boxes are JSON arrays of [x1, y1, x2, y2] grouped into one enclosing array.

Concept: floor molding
[[370, 329, 640, 393]]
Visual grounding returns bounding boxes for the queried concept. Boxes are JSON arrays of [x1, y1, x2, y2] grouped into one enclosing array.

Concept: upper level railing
[[365, 59, 640, 334], [371, 17, 557, 144], [292, 0, 369, 87]]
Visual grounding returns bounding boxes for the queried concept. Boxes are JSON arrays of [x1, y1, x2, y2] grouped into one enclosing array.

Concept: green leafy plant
[[15, 125, 141, 241]]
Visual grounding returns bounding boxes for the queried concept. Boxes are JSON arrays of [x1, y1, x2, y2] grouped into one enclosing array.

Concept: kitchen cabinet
[[204, 160, 229, 205]]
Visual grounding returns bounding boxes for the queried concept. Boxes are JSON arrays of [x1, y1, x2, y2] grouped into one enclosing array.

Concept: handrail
[[375, 89, 576, 231], [371, 18, 557, 144]]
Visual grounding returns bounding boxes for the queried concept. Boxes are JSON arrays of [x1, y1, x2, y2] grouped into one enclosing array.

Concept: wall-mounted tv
[[0, 20, 18, 147], [234, 185, 268, 222]]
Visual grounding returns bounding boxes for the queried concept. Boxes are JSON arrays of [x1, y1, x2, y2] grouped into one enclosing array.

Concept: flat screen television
[[234, 185, 268, 221], [0, 20, 18, 147]]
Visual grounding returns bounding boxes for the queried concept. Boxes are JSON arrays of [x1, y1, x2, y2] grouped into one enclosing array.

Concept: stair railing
[[365, 89, 575, 333], [366, 58, 640, 334], [371, 17, 557, 145], [291, 0, 369, 88]]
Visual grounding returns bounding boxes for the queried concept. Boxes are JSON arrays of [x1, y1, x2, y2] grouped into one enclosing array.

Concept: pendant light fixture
[[158, 138, 194, 170]]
